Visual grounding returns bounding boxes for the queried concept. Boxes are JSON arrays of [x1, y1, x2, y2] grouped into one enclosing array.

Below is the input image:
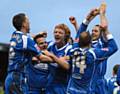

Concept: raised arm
[[92, 3, 118, 58], [95, 3, 118, 58], [69, 16, 79, 32], [100, 2, 108, 29], [95, 33, 118, 61], [99, 2, 110, 41], [75, 8, 99, 41]]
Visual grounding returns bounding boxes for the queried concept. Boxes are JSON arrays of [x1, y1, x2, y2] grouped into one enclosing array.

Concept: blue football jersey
[[8, 31, 41, 72], [26, 42, 52, 89], [107, 76, 120, 94], [69, 43, 96, 85], [77, 22, 108, 78], [67, 38, 118, 93], [47, 42, 72, 85], [108, 76, 116, 94], [112, 67, 120, 94], [75, 23, 88, 39]]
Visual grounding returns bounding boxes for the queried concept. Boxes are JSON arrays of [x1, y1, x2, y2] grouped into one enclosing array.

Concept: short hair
[[94, 24, 104, 32], [113, 64, 120, 75], [34, 34, 44, 43], [117, 66, 120, 86], [69, 37, 74, 45], [55, 23, 71, 43], [12, 13, 26, 31], [79, 31, 92, 47], [95, 24, 100, 27]]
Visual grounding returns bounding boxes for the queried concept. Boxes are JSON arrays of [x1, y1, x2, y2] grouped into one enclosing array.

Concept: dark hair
[[79, 31, 91, 47], [93, 24, 103, 39], [95, 24, 104, 32], [34, 34, 44, 43], [113, 64, 120, 75], [12, 13, 26, 31], [95, 24, 100, 27], [117, 66, 120, 86], [69, 37, 74, 45]]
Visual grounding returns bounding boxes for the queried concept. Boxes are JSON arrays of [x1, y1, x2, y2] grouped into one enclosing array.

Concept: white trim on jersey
[[70, 47, 79, 52], [88, 49, 96, 60], [47, 41, 54, 48], [65, 45, 72, 55], [22, 35, 27, 49], [16, 31, 23, 34], [55, 43, 69, 51], [106, 34, 113, 40], [83, 19, 90, 25], [92, 39, 103, 47], [113, 86, 120, 94]]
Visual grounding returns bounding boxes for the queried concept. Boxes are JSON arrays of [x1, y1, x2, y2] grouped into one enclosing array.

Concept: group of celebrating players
[[4, 2, 120, 94]]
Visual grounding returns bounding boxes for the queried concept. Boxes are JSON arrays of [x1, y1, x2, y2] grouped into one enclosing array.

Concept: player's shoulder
[[107, 77, 117, 86], [47, 41, 55, 48]]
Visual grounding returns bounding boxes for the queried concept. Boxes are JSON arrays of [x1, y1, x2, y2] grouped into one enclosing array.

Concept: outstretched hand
[[99, 2, 106, 14], [69, 16, 79, 31], [86, 8, 99, 21], [69, 16, 77, 25]]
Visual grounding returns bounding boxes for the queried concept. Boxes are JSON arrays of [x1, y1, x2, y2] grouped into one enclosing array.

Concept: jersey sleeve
[[94, 34, 118, 61], [75, 19, 89, 40], [22, 35, 41, 56]]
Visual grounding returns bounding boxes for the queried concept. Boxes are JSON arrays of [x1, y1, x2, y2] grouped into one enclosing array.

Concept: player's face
[[91, 26, 101, 41], [54, 28, 65, 44], [22, 16, 30, 33], [36, 37, 47, 50]]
